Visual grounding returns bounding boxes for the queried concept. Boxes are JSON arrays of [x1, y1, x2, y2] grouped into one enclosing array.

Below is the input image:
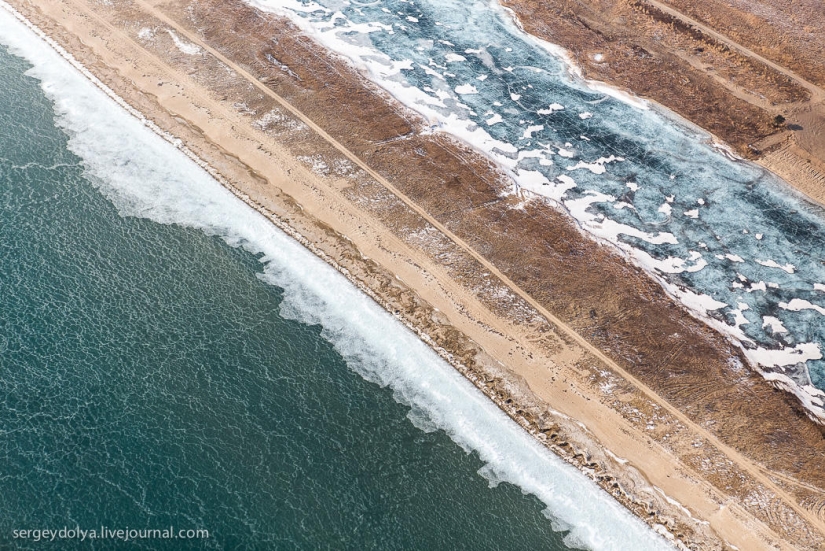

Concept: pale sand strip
[[4, 0, 823, 547], [759, 143, 825, 207]]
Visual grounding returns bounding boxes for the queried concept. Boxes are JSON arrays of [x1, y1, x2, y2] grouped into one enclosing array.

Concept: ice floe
[[566, 155, 622, 175], [486, 113, 503, 125], [746, 343, 822, 368], [521, 125, 543, 139]]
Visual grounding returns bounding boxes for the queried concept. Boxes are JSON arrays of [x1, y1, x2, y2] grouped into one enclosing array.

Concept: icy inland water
[[257, 0, 825, 416]]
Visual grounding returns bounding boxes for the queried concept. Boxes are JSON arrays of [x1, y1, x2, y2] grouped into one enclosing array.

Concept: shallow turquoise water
[[0, 28, 669, 550]]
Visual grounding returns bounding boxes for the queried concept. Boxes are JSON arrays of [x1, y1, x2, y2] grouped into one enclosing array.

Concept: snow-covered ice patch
[[762, 316, 788, 334], [537, 103, 564, 115], [757, 259, 795, 273], [780, 299, 825, 316], [455, 83, 478, 94], [166, 29, 201, 55]]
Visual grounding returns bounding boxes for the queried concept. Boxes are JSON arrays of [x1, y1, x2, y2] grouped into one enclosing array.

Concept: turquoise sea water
[[0, 11, 670, 551]]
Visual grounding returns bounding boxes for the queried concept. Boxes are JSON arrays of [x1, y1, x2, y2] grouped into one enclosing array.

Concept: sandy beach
[[5, 0, 825, 548]]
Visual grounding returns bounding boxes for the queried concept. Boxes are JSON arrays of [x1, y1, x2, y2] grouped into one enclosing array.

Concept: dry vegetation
[[660, 0, 825, 87], [500, 0, 821, 156]]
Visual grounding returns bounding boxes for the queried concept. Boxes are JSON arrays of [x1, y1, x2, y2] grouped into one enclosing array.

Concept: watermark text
[[12, 526, 209, 543]]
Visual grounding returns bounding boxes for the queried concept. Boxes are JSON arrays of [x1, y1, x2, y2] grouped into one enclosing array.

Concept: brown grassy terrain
[[501, 0, 825, 201], [659, 0, 825, 88], [500, 0, 818, 155]]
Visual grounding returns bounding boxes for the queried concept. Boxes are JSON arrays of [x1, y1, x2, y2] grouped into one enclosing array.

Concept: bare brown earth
[[657, 0, 825, 88], [8, 0, 825, 548], [500, 0, 825, 202]]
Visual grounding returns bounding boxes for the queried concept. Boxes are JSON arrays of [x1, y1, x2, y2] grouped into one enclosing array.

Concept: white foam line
[[0, 5, 673, 550]]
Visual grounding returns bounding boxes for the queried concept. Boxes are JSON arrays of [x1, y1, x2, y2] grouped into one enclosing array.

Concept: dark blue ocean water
[[0, 21, 669, 551]]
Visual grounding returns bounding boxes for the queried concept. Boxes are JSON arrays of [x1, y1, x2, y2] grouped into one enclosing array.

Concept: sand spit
[[4, 0, 825, 548]]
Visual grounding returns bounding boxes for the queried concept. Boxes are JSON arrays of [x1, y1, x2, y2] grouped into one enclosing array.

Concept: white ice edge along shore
[[0, 4, 675, 550], [249, 0, 825, 421]]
